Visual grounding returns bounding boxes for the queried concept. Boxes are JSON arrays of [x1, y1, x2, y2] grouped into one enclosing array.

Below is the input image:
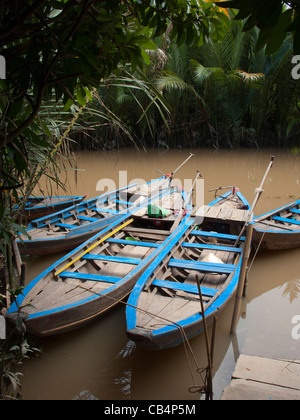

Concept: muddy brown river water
[[18, 148, 300, 400]]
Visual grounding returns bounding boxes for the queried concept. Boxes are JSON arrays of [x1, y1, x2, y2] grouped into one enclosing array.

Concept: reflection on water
[[73, 340, 136, 400], [19, 148, 300, 400], [280, 279, 300, 303]]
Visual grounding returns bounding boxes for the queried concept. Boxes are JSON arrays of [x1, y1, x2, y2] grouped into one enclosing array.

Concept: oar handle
[[171, 153, 195, 177], [156, 153, 195, 179], [185, 170, 201, 208]]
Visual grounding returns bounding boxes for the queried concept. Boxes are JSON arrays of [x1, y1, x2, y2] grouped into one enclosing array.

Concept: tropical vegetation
[[78, 16, 299, 150]]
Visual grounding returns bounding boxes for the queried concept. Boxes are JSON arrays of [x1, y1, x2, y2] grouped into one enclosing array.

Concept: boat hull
[[253, 199, 300, 250], [21, 275, 138, 337], [126, 267, 240, 351], [126, 190, 249, 350], [23, 196, 86, 220], [252, 228, 300, 250], [18, 213, 123, 255], [127, 312, 215, 351], [17, 177, 171, 255]]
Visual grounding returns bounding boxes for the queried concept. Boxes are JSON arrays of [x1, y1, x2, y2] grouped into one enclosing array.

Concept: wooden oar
[[234, 155, 275, 247], [54, 218, 134, 277], [171, 170, 201, 232], [157, 152, 195, 179]]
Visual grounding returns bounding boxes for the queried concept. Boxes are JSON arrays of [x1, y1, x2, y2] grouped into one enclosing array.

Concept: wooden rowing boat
[[17, 177, 171, 256], [253, 199, 300, 250], [126, 189, 252, 350], [17, 195, 87, 221], [7, 186, 191, 337]]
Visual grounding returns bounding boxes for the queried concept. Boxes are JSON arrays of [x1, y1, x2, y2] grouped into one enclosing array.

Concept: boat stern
[[126, 327, 162, 351]]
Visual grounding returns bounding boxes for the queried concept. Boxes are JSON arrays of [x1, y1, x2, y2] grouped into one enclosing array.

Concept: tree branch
[[0, 0, 48, 41], [1, 0, 98, 148]]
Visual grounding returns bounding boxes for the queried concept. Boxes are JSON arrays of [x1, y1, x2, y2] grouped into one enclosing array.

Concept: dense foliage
[[73, 15, 300, 150], [216, 0, 300, 54]]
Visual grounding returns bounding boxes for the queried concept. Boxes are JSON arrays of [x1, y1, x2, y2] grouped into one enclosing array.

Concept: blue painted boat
[[253, 199, 300, 250], [126, 189, 251, 350], [17, 176, 171, 256], [19, 195, 86, 220], [7, 186, 191, 337]]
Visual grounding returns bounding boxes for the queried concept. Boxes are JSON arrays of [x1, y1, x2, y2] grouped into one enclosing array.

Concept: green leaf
[[265, 9, 293, 55], [64, 98, 74, 111], [40, 120, 52, 138], [76, 87, 86, 106], [294, 29, 300, 55], [134, 36, 157, 50], [8, 99, 24, 119], [83, 87, 93, 102], [140, 48, 151, 66]]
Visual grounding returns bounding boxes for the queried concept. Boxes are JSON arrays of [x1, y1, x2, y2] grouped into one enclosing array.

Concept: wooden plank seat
[[32, 214, 74, 228], [111, 199, 134, 206], [59, 271, 121, 283], [151, 278, 218, 297], [291, 209, 300, 215], [272, 216, 300, 226], [84, 253, 141, 265], [55, 222, 77, 230], [107, 238, 160, 248], [94, 207, 118, 214], [190, 230, 246, 242], [168, 259, 236, 274], [182, 242, 243, 253], [78, 215, 100, 222]]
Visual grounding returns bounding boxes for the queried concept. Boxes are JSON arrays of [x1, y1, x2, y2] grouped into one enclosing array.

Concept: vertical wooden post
[[197, 276, 213, 400], [12, 238, 22, 279], [230, 223, 253, 335]]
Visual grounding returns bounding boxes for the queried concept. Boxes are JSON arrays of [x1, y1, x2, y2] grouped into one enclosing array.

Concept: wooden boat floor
[[135, 247, 236, 331], [23, 244, 153, 315], [201, 205, 251, 223], [136, 293, 202, 330]]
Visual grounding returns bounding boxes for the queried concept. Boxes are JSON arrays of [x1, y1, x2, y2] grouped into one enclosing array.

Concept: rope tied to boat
[[72, 281, 212, 398]]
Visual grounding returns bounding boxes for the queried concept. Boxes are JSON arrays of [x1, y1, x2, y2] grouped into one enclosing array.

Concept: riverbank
[[221, 355, 300, 400]]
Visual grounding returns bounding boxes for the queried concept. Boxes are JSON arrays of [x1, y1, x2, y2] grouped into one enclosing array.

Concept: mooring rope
[[72, 282, 209, 394], [248, 229, 266, 274]]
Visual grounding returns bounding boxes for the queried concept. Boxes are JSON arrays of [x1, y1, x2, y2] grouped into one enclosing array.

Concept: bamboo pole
[[230, 223, 254, 335], [197, 276, 213, 400], [230, 156, 274, 334], [234, 156, 274, 247]]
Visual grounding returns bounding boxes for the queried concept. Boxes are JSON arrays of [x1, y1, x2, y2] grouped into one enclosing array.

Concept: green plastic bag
[[147, 205, 171, 218]]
